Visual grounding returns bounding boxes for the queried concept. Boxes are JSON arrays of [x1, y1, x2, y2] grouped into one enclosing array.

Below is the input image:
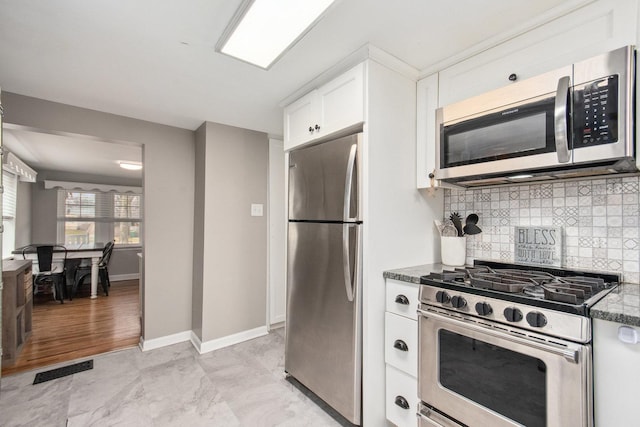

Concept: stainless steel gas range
[[416, 260, 619, 427]]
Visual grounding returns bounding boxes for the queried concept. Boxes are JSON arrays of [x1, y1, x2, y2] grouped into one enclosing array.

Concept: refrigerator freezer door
[[285, 221, 361, 424], [288, 134, 361, 222]]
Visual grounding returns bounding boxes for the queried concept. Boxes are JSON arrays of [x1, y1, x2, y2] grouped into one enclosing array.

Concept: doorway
[[1, 126, 143, 375]]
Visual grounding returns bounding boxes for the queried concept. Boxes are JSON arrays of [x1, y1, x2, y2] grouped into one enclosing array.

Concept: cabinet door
[[317, 63, 364, 138], [438, 0, 638, 106], [385, 311, 418, 377], [416, 73, 438, 189], [386, 365, 418, 427], [386, 279, 420, 320], [283, 90, 319, 151]]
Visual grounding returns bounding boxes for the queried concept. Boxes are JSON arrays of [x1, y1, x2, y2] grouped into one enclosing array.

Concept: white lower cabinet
[[385, 279, 420, 427], [593, 318, 640, 427], [386, 365, 418, 427], [385, 312, 418, 377]]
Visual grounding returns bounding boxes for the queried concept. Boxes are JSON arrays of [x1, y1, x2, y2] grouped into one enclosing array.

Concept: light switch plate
[[251, 203, 264, 217]]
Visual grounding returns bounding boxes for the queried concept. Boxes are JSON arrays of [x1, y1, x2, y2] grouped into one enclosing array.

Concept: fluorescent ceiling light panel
[[119, 161, 143, 171], [218, 0, 336, 69]]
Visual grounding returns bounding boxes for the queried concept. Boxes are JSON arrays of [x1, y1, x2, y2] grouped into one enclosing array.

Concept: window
[[113, 194, 141, 245], [2, 171, 17, 258], [58, 190, 142, 246]]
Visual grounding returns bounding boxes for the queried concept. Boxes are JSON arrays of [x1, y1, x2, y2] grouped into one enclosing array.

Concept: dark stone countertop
[[591, 283, 640, 327], [383, 264, 446, 284]]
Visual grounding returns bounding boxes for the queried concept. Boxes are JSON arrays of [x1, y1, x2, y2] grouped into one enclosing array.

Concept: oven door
[[418, 307, 592, 427]]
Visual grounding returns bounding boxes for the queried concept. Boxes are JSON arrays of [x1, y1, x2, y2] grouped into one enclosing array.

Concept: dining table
[[14, 242, 105, 299]]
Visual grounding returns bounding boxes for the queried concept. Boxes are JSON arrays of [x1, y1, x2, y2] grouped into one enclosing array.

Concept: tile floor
[[0, 329, 345, 427]]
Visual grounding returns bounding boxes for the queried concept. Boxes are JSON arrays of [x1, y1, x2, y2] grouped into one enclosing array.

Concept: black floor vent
[[33, 360, 93, 385]]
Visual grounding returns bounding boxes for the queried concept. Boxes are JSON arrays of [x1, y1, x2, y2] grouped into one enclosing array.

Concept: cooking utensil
[[463, 223, 482, 235], [449, 212, 463, 237], [441, 224, 459, 237], [461, 212, 482, 235]]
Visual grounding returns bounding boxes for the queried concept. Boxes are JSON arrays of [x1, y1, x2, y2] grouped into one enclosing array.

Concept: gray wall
[[197, 121, 268, 342], [3, 92, 195, 341], [191, 123, 206, 339], [30, 180, 58, 243]]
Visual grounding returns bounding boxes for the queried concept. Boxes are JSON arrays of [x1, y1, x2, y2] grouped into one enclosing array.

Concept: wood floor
[[1, 279, 140, 376]]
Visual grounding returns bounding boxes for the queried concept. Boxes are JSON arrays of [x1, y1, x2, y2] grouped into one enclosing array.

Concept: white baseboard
[[191, 325, 269, 354], [268, 321, 284, 331], [139, 330, 191, 352], [111, 273, 140, 282]]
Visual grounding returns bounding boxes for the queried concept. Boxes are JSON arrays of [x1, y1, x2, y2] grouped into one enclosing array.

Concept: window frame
[[57, 189, 143, 248]]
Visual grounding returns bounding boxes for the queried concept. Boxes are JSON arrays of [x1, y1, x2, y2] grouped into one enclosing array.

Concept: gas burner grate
[[428, 270, 466, 282], [541, 276, 605, 304]]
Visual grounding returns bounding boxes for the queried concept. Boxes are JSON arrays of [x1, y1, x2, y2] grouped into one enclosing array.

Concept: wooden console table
[[2, 259, 33, 366]]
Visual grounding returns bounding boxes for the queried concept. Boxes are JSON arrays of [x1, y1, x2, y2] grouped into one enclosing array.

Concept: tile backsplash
[[443, 175, 640, 284]]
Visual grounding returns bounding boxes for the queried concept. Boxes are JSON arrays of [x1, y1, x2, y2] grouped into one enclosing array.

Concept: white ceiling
[[3, 127, 142, 179], [0, 0, 574, 177]]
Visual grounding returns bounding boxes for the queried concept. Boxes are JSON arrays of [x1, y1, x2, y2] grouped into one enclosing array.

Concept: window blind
[[57, 190, 143, 222], [2, 171, 17, 220]]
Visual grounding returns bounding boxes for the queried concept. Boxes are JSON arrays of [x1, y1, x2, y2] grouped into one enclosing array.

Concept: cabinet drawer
[[385, 312, 418, 376], [386, 279, 419, 320], [24, 269, 32, 294], [386, 365, 418, 427]]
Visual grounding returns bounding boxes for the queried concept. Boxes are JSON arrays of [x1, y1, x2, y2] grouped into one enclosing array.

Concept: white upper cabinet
[[415, 73, 438, 189], [438, 0, 638, 107], [284, 63, 365, 151], [283, 90, 319, 150]]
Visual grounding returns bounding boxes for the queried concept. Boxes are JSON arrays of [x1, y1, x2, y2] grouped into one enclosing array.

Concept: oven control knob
[[435, 291, 450, 304], [504, 307, 523, 322], [451, 295, 467, 309], [475, 302, 493, 316], [526, 311, 548, 328]]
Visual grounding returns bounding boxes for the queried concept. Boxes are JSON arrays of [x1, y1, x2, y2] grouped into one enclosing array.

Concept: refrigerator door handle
[[343, 144, 358, 222], [342, 223, 356, 302]]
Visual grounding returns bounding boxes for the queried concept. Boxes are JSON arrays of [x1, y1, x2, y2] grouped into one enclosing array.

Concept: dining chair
[[71, 240, 114, 298], [23, 244, 67, 303]]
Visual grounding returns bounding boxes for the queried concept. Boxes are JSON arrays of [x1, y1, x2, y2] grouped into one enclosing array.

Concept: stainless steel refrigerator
[[285, 133, 363, 425]]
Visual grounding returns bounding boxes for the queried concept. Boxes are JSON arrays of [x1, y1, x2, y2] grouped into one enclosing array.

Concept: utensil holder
[[441, 236, 466, 266]]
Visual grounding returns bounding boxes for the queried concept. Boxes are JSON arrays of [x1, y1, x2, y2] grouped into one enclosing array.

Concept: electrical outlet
[[251, 203, 263, 217]]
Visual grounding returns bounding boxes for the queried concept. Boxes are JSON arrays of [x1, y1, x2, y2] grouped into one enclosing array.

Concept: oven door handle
[[418, 308, 580, 363]]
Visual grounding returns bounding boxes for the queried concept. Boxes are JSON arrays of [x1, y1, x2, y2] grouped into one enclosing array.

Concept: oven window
[[439, 330, 546, 427]]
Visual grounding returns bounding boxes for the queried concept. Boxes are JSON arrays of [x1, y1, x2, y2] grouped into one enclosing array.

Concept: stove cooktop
[[420, 260, 620, 316]]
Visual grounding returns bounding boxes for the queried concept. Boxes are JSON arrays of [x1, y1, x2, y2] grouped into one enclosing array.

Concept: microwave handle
[[554, 76, 571, 163]]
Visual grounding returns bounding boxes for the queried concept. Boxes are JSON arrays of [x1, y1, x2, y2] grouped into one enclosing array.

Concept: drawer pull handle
[[393, 339, 408, 352], [394, 294, 409, 305], [394, 396, 410, 410]]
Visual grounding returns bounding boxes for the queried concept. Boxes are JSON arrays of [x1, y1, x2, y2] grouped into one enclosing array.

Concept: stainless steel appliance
[[416, 260, 619, 427], [435, 45, 636, 186], [285, 133, 363, 425]]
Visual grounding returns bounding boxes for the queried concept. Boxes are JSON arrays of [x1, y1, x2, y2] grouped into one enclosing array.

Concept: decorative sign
[[514, 226, 562, 267]]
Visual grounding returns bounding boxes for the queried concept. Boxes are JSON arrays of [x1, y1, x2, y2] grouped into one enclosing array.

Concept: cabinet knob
[[308, 126, 314, 133], [508, 73, 518, 82], [314, 124, 320, 131], [394, 396, 410, 410]]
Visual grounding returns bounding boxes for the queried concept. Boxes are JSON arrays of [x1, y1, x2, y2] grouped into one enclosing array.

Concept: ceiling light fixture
[[216, 0, 337, 69], [119, 161, 143, 171]]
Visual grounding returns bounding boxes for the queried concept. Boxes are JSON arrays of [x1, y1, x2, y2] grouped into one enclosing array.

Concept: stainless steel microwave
[[435, 45, 636, 186]]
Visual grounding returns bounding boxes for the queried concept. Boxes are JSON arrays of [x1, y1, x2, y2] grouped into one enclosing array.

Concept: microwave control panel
[[573, 75, 619, 147]]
